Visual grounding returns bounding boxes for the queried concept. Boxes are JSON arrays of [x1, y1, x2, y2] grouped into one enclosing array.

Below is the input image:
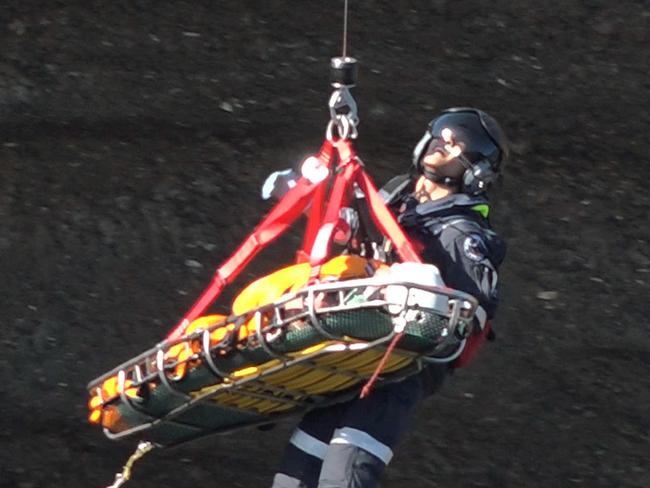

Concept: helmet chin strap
[[420, 150, 475, 190], [421, 168, 460, 187]]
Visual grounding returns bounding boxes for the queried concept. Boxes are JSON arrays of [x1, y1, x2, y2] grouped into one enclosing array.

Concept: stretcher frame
[[88, 276, 477, 446]]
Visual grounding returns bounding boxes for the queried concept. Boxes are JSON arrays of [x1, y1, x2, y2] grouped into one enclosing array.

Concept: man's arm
[[424, 222, 506, 327]]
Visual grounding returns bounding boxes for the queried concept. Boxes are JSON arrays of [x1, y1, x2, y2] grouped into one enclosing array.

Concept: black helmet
[[412, 107, 509, 195]]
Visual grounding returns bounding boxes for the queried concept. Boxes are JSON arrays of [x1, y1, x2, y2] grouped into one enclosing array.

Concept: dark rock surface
[[1, 1, 648, 487]]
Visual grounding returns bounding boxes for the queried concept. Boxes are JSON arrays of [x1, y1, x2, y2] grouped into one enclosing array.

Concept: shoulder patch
[[462, 234, 487, 262]]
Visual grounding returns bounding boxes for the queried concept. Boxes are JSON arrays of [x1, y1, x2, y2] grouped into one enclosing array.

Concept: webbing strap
[[356, 171, 422, 263], [309, 156, 360, 265], [166, 137, 422, 344], [301, 141, 335, 258], [167, 167, 326, 340]]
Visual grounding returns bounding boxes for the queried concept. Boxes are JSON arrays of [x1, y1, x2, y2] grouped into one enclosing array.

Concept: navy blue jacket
[[381, 174, 507, 324]]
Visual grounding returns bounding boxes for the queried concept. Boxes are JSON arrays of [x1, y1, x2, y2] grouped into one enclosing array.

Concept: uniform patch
[[463, 234, 486, 262]]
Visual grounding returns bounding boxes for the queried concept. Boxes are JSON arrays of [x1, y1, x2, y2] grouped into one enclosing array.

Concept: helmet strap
[[421, 167, 461, 188]]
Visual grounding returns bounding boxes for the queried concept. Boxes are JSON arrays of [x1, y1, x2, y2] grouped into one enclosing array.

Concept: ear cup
[[462, 160, 497, 195]]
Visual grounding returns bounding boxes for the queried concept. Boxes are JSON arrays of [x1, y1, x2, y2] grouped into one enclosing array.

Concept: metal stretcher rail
[[89, 278, 478, 442]]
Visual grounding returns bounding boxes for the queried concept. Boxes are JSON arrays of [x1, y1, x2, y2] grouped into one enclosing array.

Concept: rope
[[359, 331, 405, 399], [105, 441, 156, 488]]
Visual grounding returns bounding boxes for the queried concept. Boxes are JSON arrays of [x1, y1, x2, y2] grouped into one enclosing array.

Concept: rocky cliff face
[[1, 2, 648, 487]]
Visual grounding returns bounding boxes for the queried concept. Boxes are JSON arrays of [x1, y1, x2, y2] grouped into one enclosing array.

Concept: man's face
[[422, 138, 466, 180]]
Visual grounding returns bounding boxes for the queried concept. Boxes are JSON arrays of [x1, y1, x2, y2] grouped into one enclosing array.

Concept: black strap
[[351, 193, 383, 250], [343, 174, 413, 259], [378, 173, 412, 205]]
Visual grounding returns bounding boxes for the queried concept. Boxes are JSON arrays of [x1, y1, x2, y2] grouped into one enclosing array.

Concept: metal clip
[[326, 87, 359, 141]]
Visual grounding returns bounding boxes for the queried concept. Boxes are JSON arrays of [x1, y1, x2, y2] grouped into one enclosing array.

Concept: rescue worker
[[270, 107, 508, 488]]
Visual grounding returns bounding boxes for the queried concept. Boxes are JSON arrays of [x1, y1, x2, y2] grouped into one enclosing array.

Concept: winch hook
[[326, 56, 359, 141]]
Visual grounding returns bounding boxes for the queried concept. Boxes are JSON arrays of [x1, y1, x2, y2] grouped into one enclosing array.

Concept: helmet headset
[[412, 107, 508, 195]]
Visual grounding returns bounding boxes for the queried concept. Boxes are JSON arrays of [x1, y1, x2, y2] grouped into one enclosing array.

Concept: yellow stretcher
[[87, 256, 478, 447]]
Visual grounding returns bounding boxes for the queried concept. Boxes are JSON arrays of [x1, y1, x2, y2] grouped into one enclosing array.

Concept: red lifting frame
[[166, 138, 421, 341]]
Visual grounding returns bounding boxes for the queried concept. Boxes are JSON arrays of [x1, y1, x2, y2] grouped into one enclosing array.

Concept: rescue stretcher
[[88, 266, 477, 448]]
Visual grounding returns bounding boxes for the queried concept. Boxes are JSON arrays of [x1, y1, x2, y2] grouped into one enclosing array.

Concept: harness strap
[[356, 171, 421, 264], [309, 146, 359, 266], [167, 146, 331, 340], [301, 141, 336, 258]]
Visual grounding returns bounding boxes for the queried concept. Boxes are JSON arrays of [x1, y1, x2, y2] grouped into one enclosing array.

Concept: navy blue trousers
[[271, 365, 447, 488]]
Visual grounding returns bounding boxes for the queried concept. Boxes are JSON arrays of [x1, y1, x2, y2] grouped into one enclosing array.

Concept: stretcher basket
[[87, 276, 477, 448]]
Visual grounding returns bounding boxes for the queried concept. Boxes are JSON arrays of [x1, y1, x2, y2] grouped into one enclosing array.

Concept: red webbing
[[454, 322, 492, 368], [359, 331, 405, 399], [167, 176, 323, 340], [301, 142, 335, 260], [309, 158, 360, 265], [299, 184, 327, 263], [356, 171, 422, 263], [166, 135, 423, 360], [333, 138, 353, 163]]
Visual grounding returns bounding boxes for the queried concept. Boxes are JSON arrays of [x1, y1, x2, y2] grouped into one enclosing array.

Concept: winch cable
[[342, 0, 350, 57], [335, 0, 421, 398]]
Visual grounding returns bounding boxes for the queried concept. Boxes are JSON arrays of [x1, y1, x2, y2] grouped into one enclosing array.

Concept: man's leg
[[318, 366, 447, 488], [271, 402, 348, 488], [272, 365, 447, 488]]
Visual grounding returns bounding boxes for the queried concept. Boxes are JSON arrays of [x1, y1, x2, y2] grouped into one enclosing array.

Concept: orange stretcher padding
[[232, 254, 380, 316], [88, 255, 384, 426]]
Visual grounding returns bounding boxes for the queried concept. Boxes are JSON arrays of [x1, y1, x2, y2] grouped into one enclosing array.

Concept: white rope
[[105, 441, 156, 488]]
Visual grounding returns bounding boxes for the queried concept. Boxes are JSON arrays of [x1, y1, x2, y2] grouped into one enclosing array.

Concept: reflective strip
[[289, 428, 328, 460], [330, 427, 394, 464], [475, 305, 487, 330]]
